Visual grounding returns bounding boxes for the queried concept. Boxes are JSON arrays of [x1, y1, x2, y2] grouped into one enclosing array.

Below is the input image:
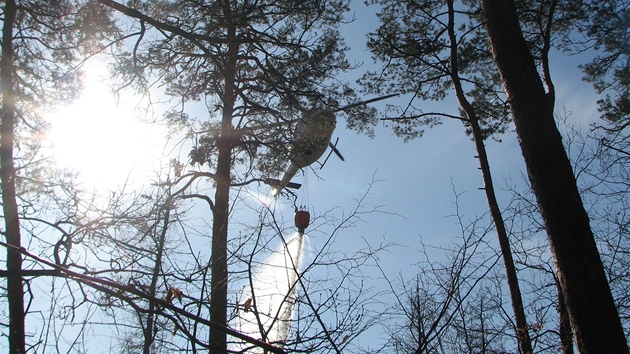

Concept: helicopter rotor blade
[[329, 140, 345, 161], [264, 178, 302, 190], [319, 138, 345, 169], [332, 93, 399, 113]]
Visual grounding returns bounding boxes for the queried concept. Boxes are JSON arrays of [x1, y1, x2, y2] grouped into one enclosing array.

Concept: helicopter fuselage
[[272, 110, 336, 196]]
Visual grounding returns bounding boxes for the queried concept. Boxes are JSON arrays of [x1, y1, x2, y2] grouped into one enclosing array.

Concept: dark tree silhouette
[[481, 0, 627, 352], [1, 2, 25, 352]]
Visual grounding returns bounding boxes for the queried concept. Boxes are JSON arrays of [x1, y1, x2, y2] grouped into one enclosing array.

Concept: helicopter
[[264, 93, 398, 196]]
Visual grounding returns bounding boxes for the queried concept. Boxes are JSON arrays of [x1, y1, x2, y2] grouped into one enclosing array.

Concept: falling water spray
[[273, 231, 305, 343], [234, 231, 307, 350]]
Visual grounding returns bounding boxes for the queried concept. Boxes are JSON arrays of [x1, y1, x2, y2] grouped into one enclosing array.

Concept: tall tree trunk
[[445, 2, 533, 351], [209, 22, 239, 353], [481, 0, 627, 352], [0, 1, 26, 353], [468, 116, 533, 354]]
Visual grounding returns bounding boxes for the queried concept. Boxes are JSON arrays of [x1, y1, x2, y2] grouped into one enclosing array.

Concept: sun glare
[[46, 60, 167, 189]]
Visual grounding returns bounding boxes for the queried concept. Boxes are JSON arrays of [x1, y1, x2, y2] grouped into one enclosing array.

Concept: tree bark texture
[[481, 0, 628, 352], [1, 1, 26, 353]]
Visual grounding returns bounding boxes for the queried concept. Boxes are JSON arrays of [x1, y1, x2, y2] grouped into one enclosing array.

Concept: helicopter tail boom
[[266, 162, 302, 196]]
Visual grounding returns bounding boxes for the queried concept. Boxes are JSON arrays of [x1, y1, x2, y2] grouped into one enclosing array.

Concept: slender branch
[[97, 0, 230, 48], [180, 194, 215, 212]]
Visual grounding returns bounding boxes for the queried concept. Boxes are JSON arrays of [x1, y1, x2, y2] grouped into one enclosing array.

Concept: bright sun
[[46, 60, 167, 190]]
